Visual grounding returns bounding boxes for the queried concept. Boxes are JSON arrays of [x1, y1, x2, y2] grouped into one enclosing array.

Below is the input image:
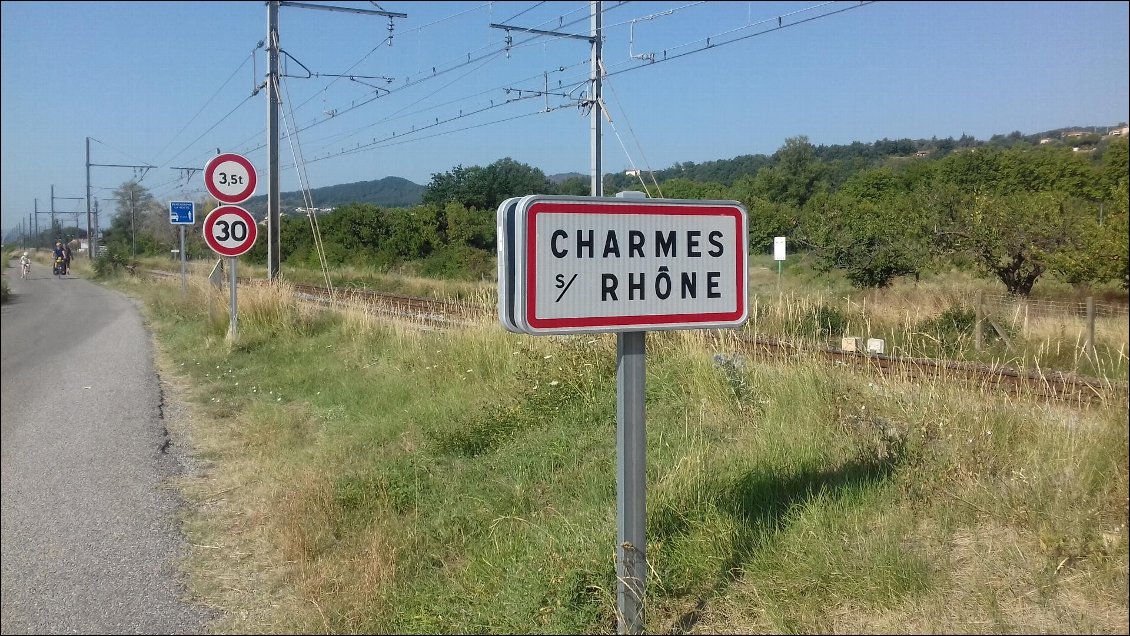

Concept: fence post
[[1086, 296, 1095, 358], [974, 290, 983, 352]]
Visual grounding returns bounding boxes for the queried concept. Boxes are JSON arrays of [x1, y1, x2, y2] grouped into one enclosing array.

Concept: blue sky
[[2, 1, 1127, 238]]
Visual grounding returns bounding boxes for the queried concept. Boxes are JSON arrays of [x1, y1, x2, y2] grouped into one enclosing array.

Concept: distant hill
[[241, 176, 425, 219], [548, 172, 585, 184]]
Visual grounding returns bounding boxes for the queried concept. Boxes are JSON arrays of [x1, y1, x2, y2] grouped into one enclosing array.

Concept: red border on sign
[[203, 205, 259, 257], [204, 153, 257, 204], [525, 201, 746, 330]]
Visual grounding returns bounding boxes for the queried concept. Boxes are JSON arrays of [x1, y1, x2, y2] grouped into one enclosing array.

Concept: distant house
[[624, 168, 641, 177], [1039, 138, 1053, 144], [914, 150, 930, 158], [1108, 126, 1129, 137], [1063, 130, 1086, 138]]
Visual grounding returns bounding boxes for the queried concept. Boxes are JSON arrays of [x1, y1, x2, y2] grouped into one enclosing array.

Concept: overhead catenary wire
[[310, 0, 866, 168], [152, 46, 260, 168], [145, 0, 872, 205], [237, 2, 627, 161]]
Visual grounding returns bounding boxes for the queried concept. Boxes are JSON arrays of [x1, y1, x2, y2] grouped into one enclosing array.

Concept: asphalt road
[[1, 259, 215, 634]]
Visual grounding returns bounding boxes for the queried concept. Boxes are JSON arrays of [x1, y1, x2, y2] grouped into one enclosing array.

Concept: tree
[[801, 191, 929, 288], [728, 175, 798, 253], [1046, 186, 1130, 288], [553, 175, 590, 196], [105, 181, 157, 257], [751, 136, 826, 207], [961, 191, 1084, 296], [422, 158, 552, 211]]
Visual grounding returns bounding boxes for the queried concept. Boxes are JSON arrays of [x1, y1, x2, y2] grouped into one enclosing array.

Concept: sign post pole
[[228, 256, 238, 341], [169, 200, 196, 297], [498, 194, 749, 636], [202, 152, 257, 344], [774, 236, 787, 286], [179, 225, 187, 296], [617, 330, 646, 634]]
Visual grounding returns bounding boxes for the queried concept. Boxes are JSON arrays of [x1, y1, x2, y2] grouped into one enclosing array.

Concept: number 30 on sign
[[203, 205, 258, 257]]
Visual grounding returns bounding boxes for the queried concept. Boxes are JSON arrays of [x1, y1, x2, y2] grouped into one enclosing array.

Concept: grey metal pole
[[616, 330, 646, 635], [267, 0, 281, 282], [180, 226, 187, 296], [86, 137, 94, 260], [590, 0, 602, 199], [34, 199, 38, 245], [130, 188, 137, 258], [229, 257, 238, 341], [50, 185, 56, 237]]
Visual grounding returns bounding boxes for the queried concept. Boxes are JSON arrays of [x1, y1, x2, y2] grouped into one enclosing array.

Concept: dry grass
[[124, 266, 1128, 635]]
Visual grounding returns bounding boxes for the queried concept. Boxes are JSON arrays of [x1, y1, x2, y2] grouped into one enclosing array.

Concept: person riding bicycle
[[52, 241, 66, 276], [20, 251, 31, 278]]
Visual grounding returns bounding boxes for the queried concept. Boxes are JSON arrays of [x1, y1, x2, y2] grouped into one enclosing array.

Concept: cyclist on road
[[52, 241, 66, 278]]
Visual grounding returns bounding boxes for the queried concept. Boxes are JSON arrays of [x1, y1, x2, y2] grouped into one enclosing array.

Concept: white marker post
[[774, 236, 787, 284]]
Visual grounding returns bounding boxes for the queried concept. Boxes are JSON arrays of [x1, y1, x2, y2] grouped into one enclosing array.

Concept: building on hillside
[[1039, 138, 1053, 144], [1107, 125, 1129, 137], [624, 168, 641, 177], [914, 150, 930, 157], [1063, 130, 1087, 138]]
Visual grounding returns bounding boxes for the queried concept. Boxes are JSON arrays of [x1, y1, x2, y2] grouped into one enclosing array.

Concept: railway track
[[141, 268, 1128, 406]]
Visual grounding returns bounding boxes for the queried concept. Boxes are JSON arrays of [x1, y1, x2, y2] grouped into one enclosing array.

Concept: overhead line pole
[[266, 1, 407, 282], [268, 0, 280, 281]]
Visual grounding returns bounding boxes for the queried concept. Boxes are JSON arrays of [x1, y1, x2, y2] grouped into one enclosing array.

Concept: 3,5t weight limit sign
[[203, 205, 258, 257], [204, 153, 257, 204]]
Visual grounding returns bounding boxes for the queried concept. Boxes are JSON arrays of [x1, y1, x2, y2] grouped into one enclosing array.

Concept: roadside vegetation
[[107, 261, 1128, 634], [41, 126, 1127, 633]]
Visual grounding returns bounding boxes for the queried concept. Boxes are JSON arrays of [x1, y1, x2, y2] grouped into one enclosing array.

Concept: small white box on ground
[[866, 338, 886, 354], [841, 337, 861, 352]]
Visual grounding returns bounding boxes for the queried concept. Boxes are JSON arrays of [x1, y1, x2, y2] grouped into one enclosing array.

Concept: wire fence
[[980, 292, 1129, 320]]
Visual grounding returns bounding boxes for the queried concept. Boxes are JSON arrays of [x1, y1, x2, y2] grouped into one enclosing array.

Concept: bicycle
[[21, 260, 30, 279]]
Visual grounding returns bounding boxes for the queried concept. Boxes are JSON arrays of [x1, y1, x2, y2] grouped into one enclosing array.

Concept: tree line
[[97, 134, 1128, 296]]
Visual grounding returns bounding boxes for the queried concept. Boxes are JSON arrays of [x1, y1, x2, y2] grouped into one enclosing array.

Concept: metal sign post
[[179, 226, 187, 295], [169, 200, 195, 296], [228, 256, 238, 341], [617, 330, 646, 633], [202, 205, 257, 344], [498, 194, 749, 635]]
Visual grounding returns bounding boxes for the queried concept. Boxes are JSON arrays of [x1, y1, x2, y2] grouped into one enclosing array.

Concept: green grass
[[101, 269, 1130, 634]]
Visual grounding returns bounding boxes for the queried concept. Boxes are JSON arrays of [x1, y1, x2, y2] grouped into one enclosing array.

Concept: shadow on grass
[[667, 455, 898, 634]]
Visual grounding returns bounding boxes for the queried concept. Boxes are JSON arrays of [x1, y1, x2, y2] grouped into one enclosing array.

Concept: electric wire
[[600, 65, 663, 197], [117, 1, 870, 214], [278, 74, 336, 298], [152, 48, 258, 168]]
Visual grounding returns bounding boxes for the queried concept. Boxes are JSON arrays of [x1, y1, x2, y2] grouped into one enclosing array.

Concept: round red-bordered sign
[[203, 205, 258, 257], [204, 153, 257, 204]]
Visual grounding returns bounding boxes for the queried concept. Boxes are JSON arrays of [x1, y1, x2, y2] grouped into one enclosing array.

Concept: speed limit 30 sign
[[203, 205, 258, 257]]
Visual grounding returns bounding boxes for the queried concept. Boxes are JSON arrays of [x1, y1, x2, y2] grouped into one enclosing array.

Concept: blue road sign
[[169, 201, 195, 225]]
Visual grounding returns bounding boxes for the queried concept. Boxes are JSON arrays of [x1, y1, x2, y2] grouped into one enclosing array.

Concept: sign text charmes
[[504, 195, 748, 334]]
